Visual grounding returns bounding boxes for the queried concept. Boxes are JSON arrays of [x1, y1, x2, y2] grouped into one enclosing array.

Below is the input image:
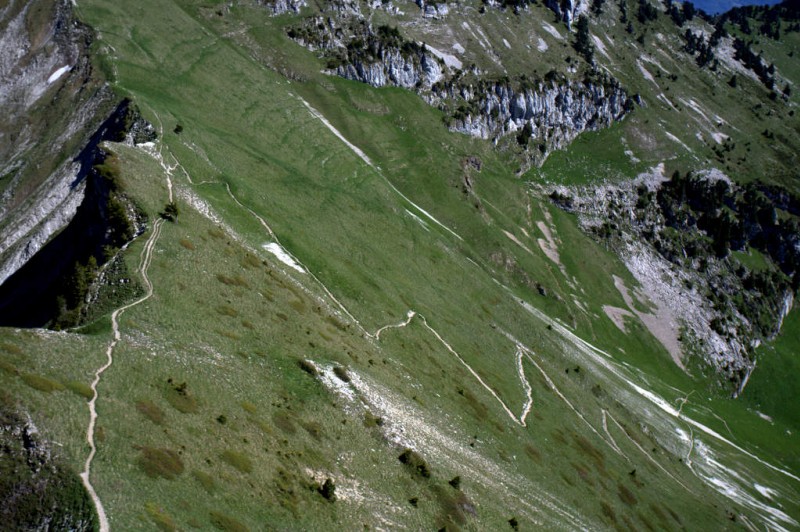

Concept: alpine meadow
[[1, 0, 799, 529]]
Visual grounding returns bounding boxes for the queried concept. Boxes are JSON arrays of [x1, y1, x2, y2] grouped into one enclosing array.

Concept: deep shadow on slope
[[0, 100, 151, 328]]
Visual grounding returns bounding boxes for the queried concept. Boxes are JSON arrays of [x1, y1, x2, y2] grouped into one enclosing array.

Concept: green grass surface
[[1, 0, 799, 529]]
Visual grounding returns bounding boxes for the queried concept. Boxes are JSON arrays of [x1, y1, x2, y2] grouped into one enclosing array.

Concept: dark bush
[[318, 478, 336, 501], [298, 359, 318, 376], [399, 448, 431, 478], [333, 366, 351, 383]]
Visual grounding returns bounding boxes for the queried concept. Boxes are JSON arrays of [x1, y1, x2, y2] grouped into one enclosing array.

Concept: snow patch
[[540, 21, 563, 40], [47, 65, 71, 84], [423, 43, 462, 70], [656, 93, 678, 111], [405, 209, 430, 231], [711, 132, 729, 144], [665, 131, 690, 151], [756, 411, 773, 423], [754, 483, 778, 499], [592, 35, 609, 59], [537, 37, 548, 52], [263, 242, 305, 273], [637, 60, 656, 85], [452, 42, 465, 54], [502, 38, 511, 49]]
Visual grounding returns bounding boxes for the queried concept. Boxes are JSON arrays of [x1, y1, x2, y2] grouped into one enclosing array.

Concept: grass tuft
[[65, 381, 94, 400], [136, 399, 166, 425], [192, 470, 216, 494], [136, 446, 184, 479], [210, 511, 249, 532], [220, 450, 252, 473], [21, 374, 65, 393], [144, 502, 176, 531]]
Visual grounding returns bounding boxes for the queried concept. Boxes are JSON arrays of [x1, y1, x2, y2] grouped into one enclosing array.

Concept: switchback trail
[[80, 218, 164, 532]]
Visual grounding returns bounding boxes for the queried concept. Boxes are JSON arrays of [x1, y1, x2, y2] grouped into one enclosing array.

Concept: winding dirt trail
[[369, 311, 531, 427], [80, 218, 164, 532]]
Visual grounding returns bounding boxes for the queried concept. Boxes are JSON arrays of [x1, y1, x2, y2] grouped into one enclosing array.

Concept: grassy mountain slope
[[1, 0, 799, 529]]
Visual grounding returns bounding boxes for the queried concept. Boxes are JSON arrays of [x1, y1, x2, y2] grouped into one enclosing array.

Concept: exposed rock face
[[0, 99, 153, 327], [548, 167, 798, 394], [435, 76, 631, 157], [289, 11, 632, 164], [337, 47, 443, 89], [546, 0, 590, 26], [257, 0, 308, 15], [0, 0, 114, 286]]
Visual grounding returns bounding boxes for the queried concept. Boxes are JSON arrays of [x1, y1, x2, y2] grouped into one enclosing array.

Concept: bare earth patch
[[602, 305, 634, 333], [612, 275, 685, 370]]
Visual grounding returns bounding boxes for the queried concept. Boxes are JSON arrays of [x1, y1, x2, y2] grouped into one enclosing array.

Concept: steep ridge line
[[80, 217, 164, 532]]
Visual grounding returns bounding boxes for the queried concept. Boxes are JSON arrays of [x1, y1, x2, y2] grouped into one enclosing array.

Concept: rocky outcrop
[[0, 0, 114, 286], [336, 47, 443, 89], [0, 398, 96, 529], [435, 75, 631, 158], [257, 0, 308, 15], [546, 0, 590, 27], [288, 2, 632, 164], [548, 167, 798, 394]]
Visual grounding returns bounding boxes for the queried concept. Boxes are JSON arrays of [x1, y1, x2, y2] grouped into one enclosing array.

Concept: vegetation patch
[[399, 449, 431, 478], [65, 381, 94, 400], [317, 478, 336, 501], [136, 446, 185, 479], [210, 511, 249, 532], [21, 373, 65, 393], [0, 358, 18, 375], [524, 444, 542, 464], [572, 433, 606, 473], [144, 502, 176, 531], [192, 470, 216, 494], [216, 304, 239, 317], [298, 359, 317, 376], [617, 483, 638, 506], [136, 399, 166, 425], [272, 411, 297, 435], [164, 379, 199, 413], [457, 387, 489, 422], [332, 366, 351, 383], [240, 400, 258, 414], [0, 343, 23, 355], [220, 450, 252, 473], [216, 274, 249, 288]]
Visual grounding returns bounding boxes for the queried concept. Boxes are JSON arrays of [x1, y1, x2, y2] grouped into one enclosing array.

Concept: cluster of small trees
[[733, 38, 777, 90]]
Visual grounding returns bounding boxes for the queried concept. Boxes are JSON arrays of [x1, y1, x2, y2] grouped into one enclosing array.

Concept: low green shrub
[[398, 449, 431, 478], [220, 450, 252, 473], [136, 446, 184, 479]]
